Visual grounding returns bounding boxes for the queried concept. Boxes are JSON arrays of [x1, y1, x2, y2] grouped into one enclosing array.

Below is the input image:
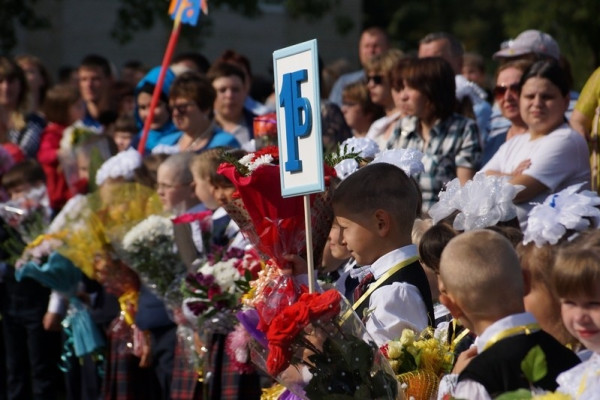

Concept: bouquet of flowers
[[250, 289, 398, 399], [15, 231, 65, 269], [0, 185, 52, 244], [382, 328, 454, 400], [120, 214, 186, 298], [218, 146, 335, 331], [181, 246, 258, 334]]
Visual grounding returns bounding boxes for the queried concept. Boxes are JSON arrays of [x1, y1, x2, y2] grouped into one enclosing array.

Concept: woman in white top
[[482, 60, 590, 227]]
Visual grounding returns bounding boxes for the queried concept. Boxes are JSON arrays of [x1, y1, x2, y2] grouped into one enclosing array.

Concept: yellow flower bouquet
[[382, 328, 454, 400]]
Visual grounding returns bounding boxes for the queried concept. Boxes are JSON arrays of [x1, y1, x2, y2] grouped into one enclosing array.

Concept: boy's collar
[[475, 312, 537, 353], [369, 244, 417, 279]]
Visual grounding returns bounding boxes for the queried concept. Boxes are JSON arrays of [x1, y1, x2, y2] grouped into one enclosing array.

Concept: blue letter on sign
[[280, 69, 312, 172]]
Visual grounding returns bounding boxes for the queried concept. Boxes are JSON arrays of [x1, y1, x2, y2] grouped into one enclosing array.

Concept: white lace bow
[[523, 183, 600, 247], [429, 172, 524, 231]]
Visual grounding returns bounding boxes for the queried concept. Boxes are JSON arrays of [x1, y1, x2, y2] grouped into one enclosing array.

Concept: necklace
[[180, 122, 214, 151]]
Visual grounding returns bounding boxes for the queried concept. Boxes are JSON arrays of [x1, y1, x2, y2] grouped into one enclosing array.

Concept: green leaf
[[494, 388, 533, 400], [520, 345, 547, 383]]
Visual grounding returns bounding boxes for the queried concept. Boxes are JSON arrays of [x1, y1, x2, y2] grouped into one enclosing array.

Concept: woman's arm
[[456, 167, 475, 184], [509, 174, 548, 203]]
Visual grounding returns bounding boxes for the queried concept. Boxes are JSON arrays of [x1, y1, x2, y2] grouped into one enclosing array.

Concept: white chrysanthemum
[[199, 259, 241, 294], [238, 153, 255, 167], [429, 172, 524, 231], [122, 215, 174, 251], [339, 137, 380, 159], [371, 148, 425, 177], [95, 148, 142, 186], [247, 154, 273, 172], [523, 183, 600, 247]]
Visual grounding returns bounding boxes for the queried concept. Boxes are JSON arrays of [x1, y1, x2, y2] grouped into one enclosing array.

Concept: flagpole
[[137, 17, 182, 154]]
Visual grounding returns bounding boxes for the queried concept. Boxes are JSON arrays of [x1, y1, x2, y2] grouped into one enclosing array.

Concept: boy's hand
[[43, 312, 62, 332], [452, 346, 477, 374]]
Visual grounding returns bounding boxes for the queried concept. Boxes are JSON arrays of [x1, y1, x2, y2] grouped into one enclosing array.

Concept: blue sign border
[[273, 39, 324, 198]]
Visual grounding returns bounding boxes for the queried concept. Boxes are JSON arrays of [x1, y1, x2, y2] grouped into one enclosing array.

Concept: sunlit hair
[[0, 57, 28, 112], [190, 147, 241, 187], [364, 49, 404, 82], [553, 230, 600, 299], [494, 59, 534, 83], [160, 152, 194, 186], [207, 62, 246, 85], [169, 71, 215, 112], [16, 54, 52, 105], [341, 81, 384, 121], [419, 222, 457, 273], [79, 54, 112, 78], [519, 59, 569, 97], [215, 49, 252, 79], [43, 84, 81, 126], [333, 162, 418, 229], [400, 57, 457, 120], [420, 32, 464, 59], [2, 159, 45, 189]]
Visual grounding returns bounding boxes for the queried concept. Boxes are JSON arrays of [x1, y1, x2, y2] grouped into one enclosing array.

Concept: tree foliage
[[0, 0, 53, 55]]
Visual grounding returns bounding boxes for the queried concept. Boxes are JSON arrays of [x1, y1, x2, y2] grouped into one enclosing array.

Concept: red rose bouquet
[[250, 289, 398, 399]]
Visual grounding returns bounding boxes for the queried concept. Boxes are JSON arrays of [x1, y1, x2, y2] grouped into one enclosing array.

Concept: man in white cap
[[493, 29, 560, 61]]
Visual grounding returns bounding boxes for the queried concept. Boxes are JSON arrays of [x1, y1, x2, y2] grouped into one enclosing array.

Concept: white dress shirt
[[362, 244, 429, 346]]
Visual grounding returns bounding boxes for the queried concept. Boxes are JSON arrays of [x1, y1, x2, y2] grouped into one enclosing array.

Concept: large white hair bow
[[523, 183, 600, 247], [371, 148, 425, 178], [429, 172, 524, 231]]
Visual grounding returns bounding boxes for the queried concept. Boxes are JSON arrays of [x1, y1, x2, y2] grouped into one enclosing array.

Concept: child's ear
[[440, 292, 464, 320], [373, 209, 391, 236]]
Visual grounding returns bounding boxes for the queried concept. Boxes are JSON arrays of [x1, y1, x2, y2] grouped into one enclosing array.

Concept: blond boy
[[437, 230, 580, 399]]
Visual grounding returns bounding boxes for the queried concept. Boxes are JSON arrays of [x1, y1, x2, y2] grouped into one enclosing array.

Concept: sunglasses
[[366, 75, 384, 85], [493, 83, 520, 99]]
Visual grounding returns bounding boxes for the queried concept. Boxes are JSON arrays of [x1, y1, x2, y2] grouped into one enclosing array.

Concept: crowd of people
[[0, 24, 600, 400]]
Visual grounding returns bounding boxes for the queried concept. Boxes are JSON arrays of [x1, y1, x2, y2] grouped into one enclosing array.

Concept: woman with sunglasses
[[482, 60, 590, 228], [482, 60, 533, 164], [364, 49, 405, 150]]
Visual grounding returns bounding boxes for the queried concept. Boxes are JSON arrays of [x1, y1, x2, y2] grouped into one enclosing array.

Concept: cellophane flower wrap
[[0, 185, 52, 249], [250, 289, 398, 399], [181, 246, 260, 335], [381, 328, 454, 400], [119, 214, 186, 299], [218, 146, 335, 329]]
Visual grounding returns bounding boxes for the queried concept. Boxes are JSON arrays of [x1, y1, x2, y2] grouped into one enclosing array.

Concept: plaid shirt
[[389, 113, 482, 212]]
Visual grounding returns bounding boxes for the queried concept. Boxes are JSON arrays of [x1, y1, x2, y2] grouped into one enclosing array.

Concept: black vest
[[458, 330, 581, 397], [354, 260, 435, 328]]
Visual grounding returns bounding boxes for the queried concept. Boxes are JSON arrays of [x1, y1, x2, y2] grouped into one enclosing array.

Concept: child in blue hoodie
[[133, 66, 181, 153]]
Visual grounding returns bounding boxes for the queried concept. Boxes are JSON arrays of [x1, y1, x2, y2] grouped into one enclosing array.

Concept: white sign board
[[273, 39, 324, 197]]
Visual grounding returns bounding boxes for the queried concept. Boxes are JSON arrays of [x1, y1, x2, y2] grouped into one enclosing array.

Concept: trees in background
[[3, 0, 598, 88]]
